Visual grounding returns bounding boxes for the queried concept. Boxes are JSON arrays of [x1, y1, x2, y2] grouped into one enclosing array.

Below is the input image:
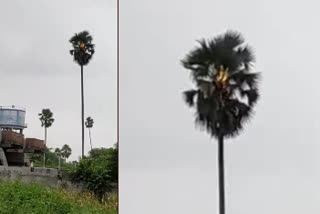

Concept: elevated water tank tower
[[0, 105, 27, 134]]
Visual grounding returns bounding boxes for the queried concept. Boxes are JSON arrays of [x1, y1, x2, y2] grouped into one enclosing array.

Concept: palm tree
[[85, 116, 94, 150], [54, 145, 71, 170], [69, 30, 95, 158], [39, 109, 55, 168], [182, 31, 260, 214], [61, 144, 72, 161]]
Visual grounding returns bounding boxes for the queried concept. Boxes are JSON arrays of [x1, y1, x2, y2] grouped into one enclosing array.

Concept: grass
[[0, 181, 117, 214]]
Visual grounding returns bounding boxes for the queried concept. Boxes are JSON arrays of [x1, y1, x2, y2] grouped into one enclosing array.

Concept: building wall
[[0, 166, 59, 186], [0, 166, 117, 192]]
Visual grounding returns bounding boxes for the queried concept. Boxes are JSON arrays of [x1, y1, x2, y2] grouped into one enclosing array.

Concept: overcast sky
[[0, 0, 117, 160], [120, 0, 320, 213]]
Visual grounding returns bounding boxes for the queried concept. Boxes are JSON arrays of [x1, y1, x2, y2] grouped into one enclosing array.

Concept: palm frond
[[39, 109, 55, 128], [241, 88, 259, 105], [196, 79, 214, 97], [236, 45, 255, 69], [215, 30, 244, 49], [183, 90, 198, 107]]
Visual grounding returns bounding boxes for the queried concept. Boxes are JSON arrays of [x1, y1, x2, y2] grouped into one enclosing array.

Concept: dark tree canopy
[[39, 109, 55, 128], [69, 31, 95, 66], [61, 144, 72, 159], [182, 31, 260, 139]]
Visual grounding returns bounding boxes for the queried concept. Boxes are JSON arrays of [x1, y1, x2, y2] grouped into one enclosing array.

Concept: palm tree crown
[[85, 117, 94, 128], [61, 144, 72, 160], [39, 109, 55, 128], [182, 31, 260, 138], [69, 31, 95, 66]]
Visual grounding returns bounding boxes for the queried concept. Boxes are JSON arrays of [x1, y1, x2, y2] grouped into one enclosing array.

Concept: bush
[[68, 144, 118, 201], [69, 158, 112, 201]]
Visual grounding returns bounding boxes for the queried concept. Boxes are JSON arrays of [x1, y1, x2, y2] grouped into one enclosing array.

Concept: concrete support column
[[0, 148, 8, 167]]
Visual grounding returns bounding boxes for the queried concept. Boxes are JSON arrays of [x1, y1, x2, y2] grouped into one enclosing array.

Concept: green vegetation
[[0, 181, 117, 214], [55, 144, 72, 170], [29, 145, 73, 170], [29, 143, 118, 203], [69, 144, 118, 201], [29, 143, 118, 202]]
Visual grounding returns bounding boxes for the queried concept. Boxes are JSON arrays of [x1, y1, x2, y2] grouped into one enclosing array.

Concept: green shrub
[[68, 145, 118, 201], [0, 181, 116, 214]]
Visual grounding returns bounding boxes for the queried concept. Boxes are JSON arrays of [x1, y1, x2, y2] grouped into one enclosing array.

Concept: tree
[[54, 145, 71, 170], [69, 30, 95, 158], [85, 116, 94, 150], [29, 147, 68, 169], [181, 31, 260, 214], [69, 146, 117, 202], [39, 109, 55, 168], [88, 143, 118, 182], [61, 144, 72, 160]]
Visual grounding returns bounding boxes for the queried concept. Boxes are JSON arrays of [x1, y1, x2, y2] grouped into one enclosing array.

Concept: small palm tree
[[39, 109, 55, 168], [85, 116, 94, 150], [55, 145, 71, 170], [69, 30, 95, 158], [182, 31, 260, 214], [61, 144, 72, 161]]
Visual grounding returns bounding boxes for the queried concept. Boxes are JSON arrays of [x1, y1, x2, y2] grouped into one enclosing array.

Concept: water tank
[[0, 106, 27, 129]]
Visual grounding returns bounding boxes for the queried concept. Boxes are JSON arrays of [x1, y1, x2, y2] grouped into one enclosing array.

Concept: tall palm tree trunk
[[88, 128, 92, 150], [44, 127, 47, 168], [81, 65, 85, 158], [218, 134, 225, 214]]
